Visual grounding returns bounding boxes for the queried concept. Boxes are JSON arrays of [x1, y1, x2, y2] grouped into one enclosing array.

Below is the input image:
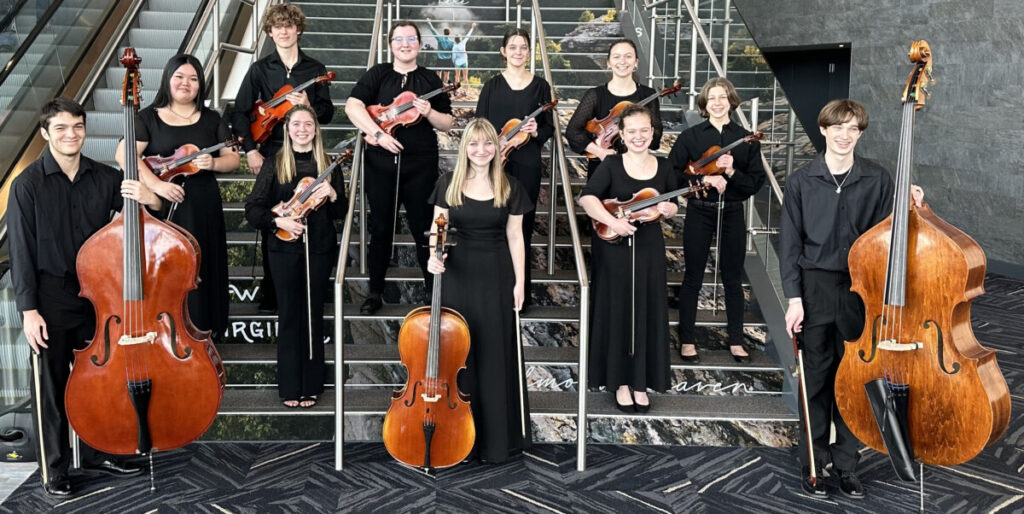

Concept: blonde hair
[[276, 104, 330, 184], [446, 118, 510, 208]]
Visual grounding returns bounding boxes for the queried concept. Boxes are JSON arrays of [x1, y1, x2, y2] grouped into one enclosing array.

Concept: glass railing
[[0, 257, 29, 410]]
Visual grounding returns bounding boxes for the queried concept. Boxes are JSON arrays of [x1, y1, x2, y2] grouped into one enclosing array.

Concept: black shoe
[[360, 295, 383, 315], [800, 466, 828, 497], [679, 345, 700, 364], [729, 344, 750, 364], [631, 389, 651, 414], [43, 474, 72, 497], [615, 391, 635, 413], [835, 469, 864, 499], [83, 459, 144, 477]]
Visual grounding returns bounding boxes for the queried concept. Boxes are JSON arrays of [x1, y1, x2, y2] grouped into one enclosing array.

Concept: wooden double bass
[[382, 214, 475, 469], [835, 40, 1010, 466], [65, 49, 225, 456]]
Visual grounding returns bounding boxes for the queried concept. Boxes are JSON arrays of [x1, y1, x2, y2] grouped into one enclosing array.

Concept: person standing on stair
[[579, 105, 677, 414], [451, 23, 477, 88], [345, 20, 455, 315], [426, 118, 533, 463], [781, 99, 924, 499], [475, 28, 554, 305], [424, 18, 453, 84], [565, 39, 663, 179], [244, 104, 344, 409], [116, 54, 237, 340], [668, 77, 764, 365], [229, 3, 334, 314]]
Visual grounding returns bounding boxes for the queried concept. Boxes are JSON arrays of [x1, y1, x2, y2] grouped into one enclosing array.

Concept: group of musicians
[[8, 3, 917, 500]]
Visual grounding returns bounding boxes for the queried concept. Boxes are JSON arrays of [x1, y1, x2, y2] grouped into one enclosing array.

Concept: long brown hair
[[446, 118, 510, 208], [275, 104, 329, 184]]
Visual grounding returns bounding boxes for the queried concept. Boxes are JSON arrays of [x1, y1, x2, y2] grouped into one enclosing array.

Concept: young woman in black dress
[[244, 104, 344, 408], [565, 39, 663, 178], [579, 105, 678, 412], [115, 53, 236, 338], [475, 28, 554, 299], [426, 118, 533, 463]]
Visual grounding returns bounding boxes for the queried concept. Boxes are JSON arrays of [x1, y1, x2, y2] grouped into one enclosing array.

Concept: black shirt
[[348, 63, 453, 156], [229, 48, 334, 155], [667, 119, 765, 202], [565, 82, 663, 156], [244, 150, 346, 254], [780, 154, 895, 298], [475, 74, 554, 167], [8, 148, 125, 311]]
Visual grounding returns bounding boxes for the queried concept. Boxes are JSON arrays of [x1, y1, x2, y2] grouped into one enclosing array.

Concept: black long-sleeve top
[[564, 82, 663, 156], [475, 74, 554, 167], [8, 148, 125, 311], [244, 151, 346, 254], [229, 49, 334, 155], [667, 119, 766, 203], [779, 154, 895, 299]]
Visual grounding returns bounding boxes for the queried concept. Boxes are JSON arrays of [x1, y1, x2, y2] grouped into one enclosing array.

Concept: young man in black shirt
[[781, 99, 922, 499], [7, 98, 161, 496], [345, 20, 454, 314], [229, 3, 334, 312]]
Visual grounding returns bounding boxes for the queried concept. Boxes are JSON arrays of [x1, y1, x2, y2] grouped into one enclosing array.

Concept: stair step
[[225, 231, 697, 251]]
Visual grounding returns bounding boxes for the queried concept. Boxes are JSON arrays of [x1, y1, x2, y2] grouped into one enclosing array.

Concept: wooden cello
[[835, 40, 1010, 466], [65, 48, 225, 456], [382, 214, 475, 469]]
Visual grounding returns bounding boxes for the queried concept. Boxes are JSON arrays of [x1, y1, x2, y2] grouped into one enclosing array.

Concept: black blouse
[[135, 107, 233, 178], [667, 119, 765, 203], [428, 173, 534, 243], [581, 154, 679, 204], [475, 74, 554, 167], [348, 63, 453, 155], [245, 151, 346, 254], [565, 82, 663, 156]]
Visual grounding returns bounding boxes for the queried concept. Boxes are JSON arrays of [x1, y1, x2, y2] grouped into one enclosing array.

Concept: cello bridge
[[421, 393, 442, 403], [118, 332, 157, 346], [877, 339, 923, 352]]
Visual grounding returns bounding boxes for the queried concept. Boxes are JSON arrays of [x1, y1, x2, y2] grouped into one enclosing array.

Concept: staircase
[[210, 0, 798, 449]]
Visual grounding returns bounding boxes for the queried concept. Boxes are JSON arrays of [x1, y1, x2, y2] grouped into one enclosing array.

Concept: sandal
[[299, 396, 318, 409], [283, 399, 300, 409]]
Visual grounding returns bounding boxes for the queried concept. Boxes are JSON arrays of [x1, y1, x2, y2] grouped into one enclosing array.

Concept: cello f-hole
[[404, 381, 421, 407], [91, 315, 120, 366], [924, 319, 959, 375], [158, 312, 190, 359], [858, 315, 884, 363]]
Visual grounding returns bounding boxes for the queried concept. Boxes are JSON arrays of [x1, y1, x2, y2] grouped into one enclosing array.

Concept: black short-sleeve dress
[[428, 173, 534, 463], [581, 154, 676, 392], [135, 106, 231, 335]]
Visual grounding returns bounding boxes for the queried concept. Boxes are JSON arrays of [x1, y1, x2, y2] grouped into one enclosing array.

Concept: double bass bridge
[[877, 339, 923, 352], [118, 332, 157, 346]]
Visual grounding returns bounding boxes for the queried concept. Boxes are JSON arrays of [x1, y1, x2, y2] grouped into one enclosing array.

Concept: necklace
[[828, 166, 852, 194], [166, 106, 197, 121]]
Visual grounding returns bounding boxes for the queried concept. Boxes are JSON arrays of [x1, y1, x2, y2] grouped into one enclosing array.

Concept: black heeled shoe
[[679, 345, 700, 364], [631, 389, 651, 414], [729, 344, 750, 364], [615, 390, 635, 413]]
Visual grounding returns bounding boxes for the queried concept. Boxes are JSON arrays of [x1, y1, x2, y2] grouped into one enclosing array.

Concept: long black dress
[[135, 107, 230, 335], [582, 155, 676, 392], [428, 173, 534, 463]]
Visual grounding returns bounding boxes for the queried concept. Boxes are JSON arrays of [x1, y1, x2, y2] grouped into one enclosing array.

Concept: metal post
[[746, 97, 758, 251], [517, 2, 522, 28], [334, 280, 344, 469], [687, 22, 697, 110], [359, 165, 367, 274], [648, 15, 656, 86], [786, 107, 796, 177], [674, 0, 682, 79], [386, 2, 392, 62], [721, 0, 731, 75], [530, 14, 536, 74], [505, 0, 510, 23], [252, 0, 259, 65], [576, 290, 589, 470], [213, 0, 221, 109], [547, 152, 556, 275]]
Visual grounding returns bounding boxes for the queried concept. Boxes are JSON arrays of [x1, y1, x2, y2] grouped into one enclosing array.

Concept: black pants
[[364, 150, 437, 295], [29, 276, 105, 483], [797, 269, 864, 473], [678, 199, 746, 347], [269, 249, 334, 399], [256, 144, 283, 309], [504, 159, 541, 292]]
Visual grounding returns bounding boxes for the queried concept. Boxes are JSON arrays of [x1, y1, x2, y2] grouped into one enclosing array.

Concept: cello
[[65, 48, 225, 457], [382, 214, 475, 470], [835, 40, 1010, 466]]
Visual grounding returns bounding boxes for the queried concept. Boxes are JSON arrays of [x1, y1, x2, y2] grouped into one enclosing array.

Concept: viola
[[592, 183, 709, 242], [366, 83, 459, 136], [684, 131, 763, 176], [144, 138, 241, 183], [836, 40, 1010, 466], [271, 150, 352, 241], [498, 99, 558, 165], [583, 82, 682, 158], [249, 71, 336, 144], [382, 214, 475, 470], [65, 48, 225, 456]]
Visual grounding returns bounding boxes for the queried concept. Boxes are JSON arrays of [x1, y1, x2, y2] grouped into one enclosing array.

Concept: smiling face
[[501, 35, 530, 69], [620, 111, 653, 154], [464, 132, 496, 171], [389, 25, 420, 66], [704, 86, 731, 125], [819, 117, 862, 158], [270, 23, 299, 50], [168, 64, 199, 105], [607, 42, 637, 78], [40, 111, 86, 158], [287, 110, 317, 151]]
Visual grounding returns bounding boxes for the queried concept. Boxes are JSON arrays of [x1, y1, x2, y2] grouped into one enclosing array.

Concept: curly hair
[[261, 4, 307, 35]]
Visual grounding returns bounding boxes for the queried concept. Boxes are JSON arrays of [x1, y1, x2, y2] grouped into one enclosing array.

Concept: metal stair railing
[[334, 0, 386, 472]]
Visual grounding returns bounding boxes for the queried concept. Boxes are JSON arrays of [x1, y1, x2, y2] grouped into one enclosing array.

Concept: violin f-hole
[[92, 315, 121, 366], [924, 319, 959, 375], [158, 312, 190, 359], [858, 315, 883, 363]]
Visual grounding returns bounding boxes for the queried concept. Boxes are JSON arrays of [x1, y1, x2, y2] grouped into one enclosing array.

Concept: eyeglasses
[[391, 36, 419, 44]]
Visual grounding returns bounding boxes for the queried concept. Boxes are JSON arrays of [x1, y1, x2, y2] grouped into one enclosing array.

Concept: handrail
[[0, 0, 66, 84], [334, 0, 386, 472], [0, 0, 29, 36], [528, 0, 592, 472], [72, 0, 146, 106], [178, 0, 217, 55]]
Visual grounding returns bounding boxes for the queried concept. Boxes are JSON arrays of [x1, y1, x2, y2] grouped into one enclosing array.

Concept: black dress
[[135, 107, 231, 335], [428, 173, 534, 463], [565, 82, 663, 177], [581, 155, 676, 392]]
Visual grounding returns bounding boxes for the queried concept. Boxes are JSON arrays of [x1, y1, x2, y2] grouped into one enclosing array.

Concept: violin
[[249, 71, 336, 144], [592, 183, 709, 242], [498, 100, 558, 165], [271, 150, 352, 241], [683, 131, 763, 176], [583, 82, 682, 158], [366, 83, 460, 136], [382, 214, 475, 470], [836, 40, 1010, 466], [65, 48, 225, 456], [144, 138, 241, 183]]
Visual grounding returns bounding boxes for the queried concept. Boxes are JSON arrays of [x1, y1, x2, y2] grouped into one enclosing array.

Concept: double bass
[[835, 40, 1010, 466], [65, 49, 225, 456], [382, 214, 475, 469]]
